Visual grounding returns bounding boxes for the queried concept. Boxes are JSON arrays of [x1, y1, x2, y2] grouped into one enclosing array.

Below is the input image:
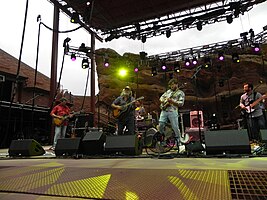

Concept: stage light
[[63, 37, 71, 47], [184, 58, 190, 67], [218, 52, 224, 61], [232, 53, 240, 63], [174, 62, 180, 73], [166, 29, 171, 38], [71, 53, 76, 61], [104, 56, 109, 67], [70, 12, 80, 23], [151, 66, 157, 76], [226, 15, 233, 24], [192, 57, 198, 65], [134, 67, 139, 73], [196, 21, 202, 31], [253, 43, 260, 52], [81, 58, 89, 69], [203, 57, 211, 68], [141, 35, 146, 43], [218, 79, 224, 87]]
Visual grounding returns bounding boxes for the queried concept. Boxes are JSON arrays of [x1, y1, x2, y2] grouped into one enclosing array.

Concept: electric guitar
[[160, 90, 178, 110], [242, 93, 267, 114], [53, 110, 82, 126], [113, 96, 144, 119]]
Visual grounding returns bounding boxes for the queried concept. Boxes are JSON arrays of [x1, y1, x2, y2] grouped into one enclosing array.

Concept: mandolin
[[113, 96, 144, 119]]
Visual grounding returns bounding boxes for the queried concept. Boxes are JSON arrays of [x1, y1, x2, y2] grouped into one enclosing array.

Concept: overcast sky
[[1, 0, 267, 95]]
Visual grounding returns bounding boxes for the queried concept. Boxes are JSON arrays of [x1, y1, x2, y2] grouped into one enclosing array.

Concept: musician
[[159, 78, 185, 147], [240, 83, 267, 142], [135, 100, 146, 121], [111, 86, 135, 135], [50, 97, 73, 150]]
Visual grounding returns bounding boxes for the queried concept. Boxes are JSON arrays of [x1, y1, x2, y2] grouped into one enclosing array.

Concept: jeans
[[53, 126, 67, 147], [159, 110, 181, 141], [246, 114, 266, 141], [117, 115, 135, 135]]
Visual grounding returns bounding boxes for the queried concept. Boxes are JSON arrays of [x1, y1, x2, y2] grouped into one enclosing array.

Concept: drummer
[[135, 100, 146, 121]]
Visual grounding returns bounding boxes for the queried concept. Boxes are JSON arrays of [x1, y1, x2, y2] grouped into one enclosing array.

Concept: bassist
[[240, 83, 267, 143], [111, 86, 135, 135]]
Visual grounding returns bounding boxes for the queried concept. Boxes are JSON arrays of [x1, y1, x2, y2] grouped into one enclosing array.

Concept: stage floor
[[0, 146, 267, 200]]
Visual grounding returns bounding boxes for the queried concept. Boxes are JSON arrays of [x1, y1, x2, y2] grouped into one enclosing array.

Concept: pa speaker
[[55, 138, 81, 156], [105, 134, 143, 155], [80, 131, 106, 155], [260, 129, 267, 143], [204, 130, 251, 155], [9, 139, 45, 156]]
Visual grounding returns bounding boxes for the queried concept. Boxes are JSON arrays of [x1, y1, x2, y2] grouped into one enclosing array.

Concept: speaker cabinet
[[9, 139, 45, 156], [80, 131, 106, 155], [105, 135, 143, 155], [190, 111, 204, 128], [55, 138, 81, 156], [204, 130, 251, 155], [260, 129, 267, 143]]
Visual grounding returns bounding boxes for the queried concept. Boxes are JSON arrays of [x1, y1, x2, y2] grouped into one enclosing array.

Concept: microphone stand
[[191, 65, 204, 144]]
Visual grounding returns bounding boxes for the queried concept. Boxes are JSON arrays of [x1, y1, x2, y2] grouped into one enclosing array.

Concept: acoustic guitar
[[113, 96, 144, 119], [53, 110, 82, 126]]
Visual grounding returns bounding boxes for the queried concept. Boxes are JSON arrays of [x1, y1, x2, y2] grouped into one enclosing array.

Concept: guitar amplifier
[[190, 111, 204, 128]]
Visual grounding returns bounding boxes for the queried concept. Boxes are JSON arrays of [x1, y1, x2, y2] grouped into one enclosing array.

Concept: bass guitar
[[113, 96, 144, 119], [53, 110, 82, 126]]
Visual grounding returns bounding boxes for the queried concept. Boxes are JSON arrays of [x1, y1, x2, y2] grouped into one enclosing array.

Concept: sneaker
[[49, 146, 55, 151]]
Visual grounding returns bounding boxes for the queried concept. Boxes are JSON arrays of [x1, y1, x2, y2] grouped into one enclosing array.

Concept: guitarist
[[159, 78, 185, 151], [240, 83, 267, 143], [111, 86, 135, 135], [50, 97, 73, 150]]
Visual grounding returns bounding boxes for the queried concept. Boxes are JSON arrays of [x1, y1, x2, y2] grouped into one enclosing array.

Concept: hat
[[60, 97, 68, 102], [125, 86, 131, 90]]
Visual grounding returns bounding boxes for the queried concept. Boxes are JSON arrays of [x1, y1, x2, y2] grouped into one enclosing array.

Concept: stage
[[0, 146, 267, 200]]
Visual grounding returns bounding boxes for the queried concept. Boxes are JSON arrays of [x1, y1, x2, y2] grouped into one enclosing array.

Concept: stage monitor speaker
[[105, 135, 143, 155], [55, 138, 81, 156], [80, 131, 106, 155], [260, 129, 267, 143], [204, 130, 251, 155], [9, 139, 45, 156], [190, 111, 204, 128]]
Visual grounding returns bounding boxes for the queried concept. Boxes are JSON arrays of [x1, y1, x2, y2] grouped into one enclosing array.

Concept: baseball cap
[[125, 86, 131, 90]]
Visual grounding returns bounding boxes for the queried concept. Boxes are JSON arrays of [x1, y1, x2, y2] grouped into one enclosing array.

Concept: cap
[[60, 97, 68, 102], [125, 86, 131, 90]]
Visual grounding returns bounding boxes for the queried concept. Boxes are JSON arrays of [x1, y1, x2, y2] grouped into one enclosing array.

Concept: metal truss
[[103, 0, 266, 42]]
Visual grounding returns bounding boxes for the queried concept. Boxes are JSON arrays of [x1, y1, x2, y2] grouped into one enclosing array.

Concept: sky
[[1, 0, 267, 96]]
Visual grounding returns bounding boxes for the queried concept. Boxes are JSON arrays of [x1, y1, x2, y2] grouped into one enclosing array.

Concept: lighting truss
[[147, 28, 267, 63], [102, 0, 265, 41]]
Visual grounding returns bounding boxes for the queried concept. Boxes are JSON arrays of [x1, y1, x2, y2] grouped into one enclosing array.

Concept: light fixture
[[196, 21, 202, 31], [226, 15, 233, 24], [134, 67, 139, 73], [71, 53, 76, 61], [70, 12, 80, 23], [174, 61, 180, 73], [232, 53, 240, 63], [82, 58, 89, 69], [184, 58, 190, 67], [218, 52, 224, 61], [203, 57, 211, 68], [253, 43, 260, 53], [192, 57, 198, 65], [104, 56, 109, 67], [141, 35, 146, 43], [166, 29, 171, 38], [151, 66, 157, 76], [161, 62, 167, 71]]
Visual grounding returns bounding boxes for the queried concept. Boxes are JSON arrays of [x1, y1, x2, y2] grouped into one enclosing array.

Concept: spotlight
[[226, 15, 233, 24], [174, 62, 180, 73], [151, 66, 157, 76], [196, 21, 202, 31], [104, 56, 109, 67], [134, 67, 139, 73], [82, 58, 89, 69], [141, 35, 146, 43], [218, 52, 224, 61], [232, 53, 240, 63], [184, 58, 190, 67], [253, 43, 260, 53], [63, 37, 71, 47], [192, 57, 198, 65], [161, 62, 167, 71], [71, 53, 76, 61], [139, 51, 147, 60], [166, 30, 171, 38], [79, 43, 90, 53], [70, 12, 80, 23], [203, 57, 211, 68]]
